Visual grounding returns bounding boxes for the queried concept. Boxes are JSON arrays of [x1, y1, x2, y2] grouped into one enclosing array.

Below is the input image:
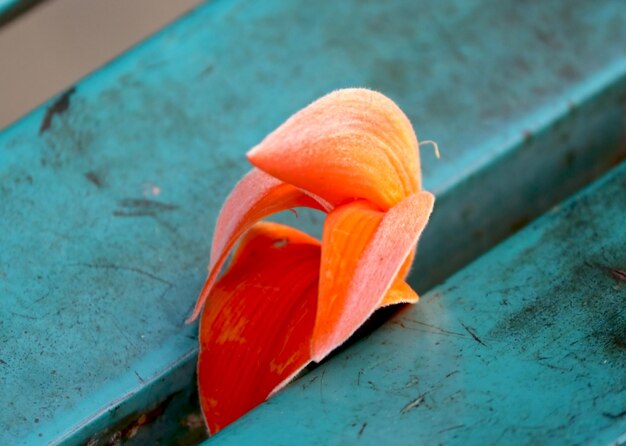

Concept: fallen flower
[[190, 88, 435, 434]]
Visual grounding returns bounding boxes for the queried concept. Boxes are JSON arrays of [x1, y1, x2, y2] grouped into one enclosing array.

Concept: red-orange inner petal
[[188, 168, 326, 322], [198, 222, 320, 434]]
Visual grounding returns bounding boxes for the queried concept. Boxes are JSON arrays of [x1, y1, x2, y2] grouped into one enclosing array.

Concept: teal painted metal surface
[[0, 0, 44, 26], [1, 0, 626, 444], [206, 160, 626, 445], [0, 0, 15, 13]]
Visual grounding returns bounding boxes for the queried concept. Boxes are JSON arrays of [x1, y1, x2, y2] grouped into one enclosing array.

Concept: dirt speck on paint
[[39, 87, 76, 134]]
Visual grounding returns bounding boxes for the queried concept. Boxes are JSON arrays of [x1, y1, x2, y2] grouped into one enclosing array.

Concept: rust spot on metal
[[39, 87, 76, 134], [85, 392, 178, 446]]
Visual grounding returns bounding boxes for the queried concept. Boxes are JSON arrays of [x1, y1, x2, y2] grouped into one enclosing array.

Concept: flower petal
[[379, 278, 419, 307], [188, 168, 326, 322], [312, 191, 434, 361], [198, 222, 320, 434], [247, 88, 421, 211], [379, 249, 419, 307]]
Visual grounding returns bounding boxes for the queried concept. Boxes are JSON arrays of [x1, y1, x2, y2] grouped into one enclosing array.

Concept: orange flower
[[189, 89, 435, 434]]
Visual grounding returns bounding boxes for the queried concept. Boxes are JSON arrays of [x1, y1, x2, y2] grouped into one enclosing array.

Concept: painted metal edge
[[0, 0, 46, 27]]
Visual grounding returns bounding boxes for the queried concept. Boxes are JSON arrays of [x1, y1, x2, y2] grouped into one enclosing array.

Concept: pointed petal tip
[[379, 279, 420, 307], [186, 288, 208, 324]]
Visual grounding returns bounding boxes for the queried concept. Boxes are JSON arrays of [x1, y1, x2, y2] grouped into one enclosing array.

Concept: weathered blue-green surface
[[0, 0, 44, 26], [207, 160, 626, 446], [0, 0, 16, 14], [1, 0, 626, 444]]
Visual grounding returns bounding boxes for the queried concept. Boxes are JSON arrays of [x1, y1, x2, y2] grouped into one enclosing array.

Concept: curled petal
[[312, 191, 434, 361], [188, 168, 326, 322], [247, 88, 422, 211], [198, 222, 320, 434]]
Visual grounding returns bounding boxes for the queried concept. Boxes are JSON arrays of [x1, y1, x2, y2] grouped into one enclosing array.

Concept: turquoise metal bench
[[1, 0, 625, 444]]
